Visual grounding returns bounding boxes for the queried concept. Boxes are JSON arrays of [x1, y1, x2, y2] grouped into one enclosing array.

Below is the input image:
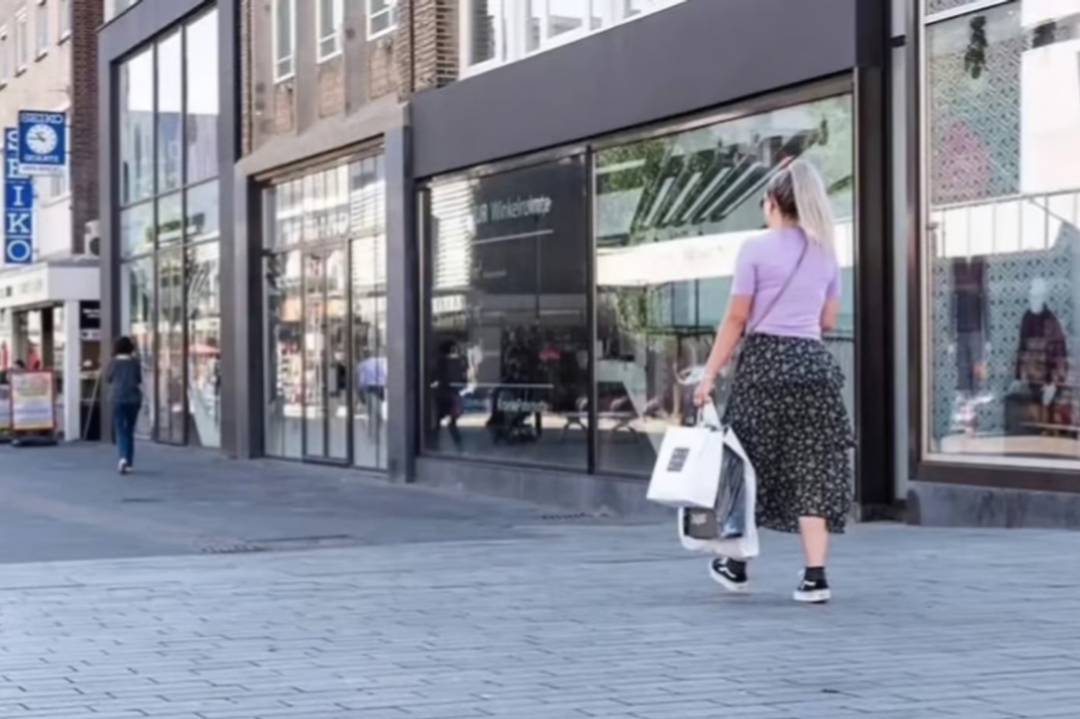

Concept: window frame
[[366, 0, 399, 41], [316, 0, 344, 62], [15, 6, 29, 73], [459, 0, 685, 78], [58, 0, 72, 42], [0, 25, 9, 86], [35, 0, 49, 59], [272, 0, 296, 82]]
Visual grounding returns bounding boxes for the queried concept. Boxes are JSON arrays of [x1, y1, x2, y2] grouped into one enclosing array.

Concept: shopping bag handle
[[696, 402, 722, 430]]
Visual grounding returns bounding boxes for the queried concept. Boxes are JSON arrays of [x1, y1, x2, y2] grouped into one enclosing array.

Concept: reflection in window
[[157, 249, 185, 444], [262, 157, 389, 468], [157, 31, 183, 193], [157, 192, 183, 247], [925, 1, 1080, 464], [186, 242, 221, 448], [120, 202, 154, 258], [594, 94, 855, 475], [121, 258, 155, 436], [186, 10, 219, 184], [186, 181, 221, 244], [423, 158, 590, 469], [119, 47, 154, 205]]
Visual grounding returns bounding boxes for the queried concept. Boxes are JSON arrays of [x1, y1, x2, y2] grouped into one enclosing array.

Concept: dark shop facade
[[97, 0, 1080, 527]]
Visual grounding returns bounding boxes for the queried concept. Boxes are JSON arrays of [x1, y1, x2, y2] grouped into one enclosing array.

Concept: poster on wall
[[10, 371, 56, 433]]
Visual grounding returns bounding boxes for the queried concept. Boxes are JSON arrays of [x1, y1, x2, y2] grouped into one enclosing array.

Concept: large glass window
[[420, 94, 856, 477], [924, 1, 1080, 466], [119, 46, 154, 205], [116, 7, 221, 449], [186, 10, 219, 184], [423, 158, 590, 470], [263, 156, 389, 469], [35, 0, 48, 56], [156, 31, 182, 193], [595, 95, 856, 475]]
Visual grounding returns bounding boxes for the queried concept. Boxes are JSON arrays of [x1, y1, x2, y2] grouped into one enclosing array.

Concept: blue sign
[[4, 127, 34, 265], [17, 110, 67, 175]]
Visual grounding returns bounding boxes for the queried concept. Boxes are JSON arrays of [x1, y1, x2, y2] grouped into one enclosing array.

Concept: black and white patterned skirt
[[723, 333, 854, 534]]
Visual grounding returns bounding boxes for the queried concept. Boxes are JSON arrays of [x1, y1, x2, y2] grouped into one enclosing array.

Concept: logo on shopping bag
[[667, 447, 690, 472]]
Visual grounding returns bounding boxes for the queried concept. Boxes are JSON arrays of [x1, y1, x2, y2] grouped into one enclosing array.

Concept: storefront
[[98, 0, 235, 450], [0, 262, 100, 440], [408, 0, 892, 514], [261, 153, 389, 469], [907, 0, 1080, 522]]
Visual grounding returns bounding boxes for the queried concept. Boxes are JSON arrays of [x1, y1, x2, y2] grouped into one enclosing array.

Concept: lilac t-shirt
[[730, 227, 840, 340]]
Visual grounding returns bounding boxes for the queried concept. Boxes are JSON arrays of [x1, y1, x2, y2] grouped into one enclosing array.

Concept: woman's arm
[[693, 295, 753, 406], [821, 297, 841, 334]]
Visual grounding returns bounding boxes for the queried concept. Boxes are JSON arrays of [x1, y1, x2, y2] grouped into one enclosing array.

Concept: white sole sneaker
[[793, 587, 831, 604], [708, 561, 749, 593]]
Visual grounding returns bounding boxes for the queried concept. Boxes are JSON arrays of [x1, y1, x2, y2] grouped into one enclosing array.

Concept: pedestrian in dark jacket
[[108, 336, 143, 475]]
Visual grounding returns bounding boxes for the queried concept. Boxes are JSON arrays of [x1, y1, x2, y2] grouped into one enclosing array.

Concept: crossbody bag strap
[[747, 237, 809, 335]]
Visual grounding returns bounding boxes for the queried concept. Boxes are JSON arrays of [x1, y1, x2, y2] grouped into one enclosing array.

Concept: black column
[[854, 0, 896, 514], [384, 127, 416, 483]]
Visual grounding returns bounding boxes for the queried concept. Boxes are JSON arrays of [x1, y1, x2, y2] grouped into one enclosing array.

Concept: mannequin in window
[[1006, 277, 1070, 434]]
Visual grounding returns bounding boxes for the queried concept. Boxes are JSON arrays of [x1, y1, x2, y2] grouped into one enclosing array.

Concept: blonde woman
[[693, 159, 853, 604]]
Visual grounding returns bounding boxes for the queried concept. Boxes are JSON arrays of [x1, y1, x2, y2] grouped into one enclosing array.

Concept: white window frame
[[0, 26, 9, 85], [460, 0, 684, 78], [15, 7, 29, 72], [316, 0, 343, 62], [272, 0, 296, 82], [58, 0, 72, 42], [459, 0, 505, 75], [366, 0, 399, 41], [35, 0, 49, 58]]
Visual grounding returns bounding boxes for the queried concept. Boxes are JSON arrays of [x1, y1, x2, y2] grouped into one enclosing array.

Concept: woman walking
[[108, 336, 143, 475], [693, 159, 852, 604]]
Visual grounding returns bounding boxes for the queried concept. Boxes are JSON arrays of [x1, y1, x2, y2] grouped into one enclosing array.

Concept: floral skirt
[[723, 333, 854, 534]]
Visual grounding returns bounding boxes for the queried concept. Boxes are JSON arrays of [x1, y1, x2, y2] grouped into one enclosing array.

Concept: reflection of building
[[0, 0, 101, 439], [92, 0, 1080, 527]]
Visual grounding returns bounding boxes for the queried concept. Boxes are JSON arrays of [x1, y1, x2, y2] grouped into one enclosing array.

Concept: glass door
[[302, 245, 350, 463]]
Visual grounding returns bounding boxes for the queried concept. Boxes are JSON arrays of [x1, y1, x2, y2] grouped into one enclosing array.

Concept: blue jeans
[[113, 402, 141, 466]]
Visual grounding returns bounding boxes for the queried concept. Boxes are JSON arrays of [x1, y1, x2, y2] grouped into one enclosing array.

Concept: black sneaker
[[709, 557, 749, 593], [793, 575, 831, 604]]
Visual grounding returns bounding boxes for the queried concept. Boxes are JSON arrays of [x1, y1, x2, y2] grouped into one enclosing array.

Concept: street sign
[[17, 111, 67, 175], [4, 127, 34, 266]]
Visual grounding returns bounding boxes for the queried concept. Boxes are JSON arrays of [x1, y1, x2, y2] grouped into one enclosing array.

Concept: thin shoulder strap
[[748, 237, 809, 335]]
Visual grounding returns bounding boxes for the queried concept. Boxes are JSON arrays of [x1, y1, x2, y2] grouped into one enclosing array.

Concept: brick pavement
[[2, 518, 1080, 718]]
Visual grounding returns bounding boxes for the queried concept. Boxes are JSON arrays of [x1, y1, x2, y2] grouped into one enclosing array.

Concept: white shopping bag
[[677, 426, 759, 560], [646, 404, 724, 509]]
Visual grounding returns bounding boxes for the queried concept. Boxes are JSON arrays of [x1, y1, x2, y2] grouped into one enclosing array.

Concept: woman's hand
[[693, 375, 715, 407]]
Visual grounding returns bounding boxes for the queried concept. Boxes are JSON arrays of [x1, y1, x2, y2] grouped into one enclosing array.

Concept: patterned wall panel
[[927, 5, 1023, 205]]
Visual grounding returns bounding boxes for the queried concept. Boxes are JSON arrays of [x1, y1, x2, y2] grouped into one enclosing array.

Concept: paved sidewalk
[[0, 443, 562, 563], [3, 519, 1080, 718]]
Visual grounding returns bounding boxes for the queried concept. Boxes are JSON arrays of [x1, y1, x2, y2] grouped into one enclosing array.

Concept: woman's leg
[[124, 404, 138, 466], [798, 516, 829, 567], [113, 404, 127, 462]]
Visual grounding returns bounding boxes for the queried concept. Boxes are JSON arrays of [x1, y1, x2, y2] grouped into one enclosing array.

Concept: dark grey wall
[[97, 0, 239, 453], [412, 0, 861, 178]]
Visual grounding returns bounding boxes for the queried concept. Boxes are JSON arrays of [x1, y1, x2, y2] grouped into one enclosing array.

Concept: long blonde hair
[[765, 159, 836, 253]]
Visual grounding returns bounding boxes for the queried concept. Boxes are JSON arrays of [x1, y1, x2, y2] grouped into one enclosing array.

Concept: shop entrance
[[302, 245, 350, 463], [263, 155, 389, 469]]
